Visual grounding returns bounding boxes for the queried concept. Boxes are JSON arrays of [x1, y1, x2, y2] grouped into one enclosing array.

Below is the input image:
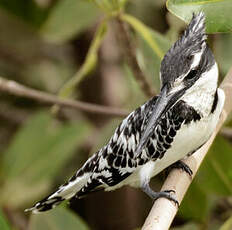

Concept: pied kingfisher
[[26, 12, 225, 213]]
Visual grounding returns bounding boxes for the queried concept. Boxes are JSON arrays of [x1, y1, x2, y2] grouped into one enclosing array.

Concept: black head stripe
[[160, 13, 208, 87]]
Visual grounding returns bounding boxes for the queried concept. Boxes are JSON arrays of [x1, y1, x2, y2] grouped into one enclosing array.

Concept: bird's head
[[135, 12, 218, 156], [159, 12, 217, 111]]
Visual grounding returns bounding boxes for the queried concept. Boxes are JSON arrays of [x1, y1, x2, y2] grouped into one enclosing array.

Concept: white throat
[[181, 62, 218, 117]]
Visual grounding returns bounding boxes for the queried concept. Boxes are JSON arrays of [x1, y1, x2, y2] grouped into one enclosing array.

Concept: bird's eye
[[185, 69, 198, 80]]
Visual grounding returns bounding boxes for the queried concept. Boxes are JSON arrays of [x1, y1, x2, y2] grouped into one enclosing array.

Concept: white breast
[[142, 88, 225, 181]]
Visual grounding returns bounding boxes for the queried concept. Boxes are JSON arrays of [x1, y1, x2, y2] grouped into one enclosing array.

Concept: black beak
[[134, 84, 185, 157]]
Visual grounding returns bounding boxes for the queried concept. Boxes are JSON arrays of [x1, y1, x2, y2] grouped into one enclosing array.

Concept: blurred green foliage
[[40, 0, 100, 43], [0, 111, 91, 208], [0, 0, 48, 27], [0, 210, 10, 230], [0, 0, 231, 229], [28, 207, 90, 230]]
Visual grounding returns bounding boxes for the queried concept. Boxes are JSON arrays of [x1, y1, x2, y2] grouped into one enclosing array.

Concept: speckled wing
[[75, 96, 159, 197], [27, 96, 202, 212], [75, 97, 202, 198]]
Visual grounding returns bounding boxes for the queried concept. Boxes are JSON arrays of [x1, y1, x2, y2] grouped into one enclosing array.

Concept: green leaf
[[197, 135, 232, 196], [58, 21, 107, 98], [92, 0, 128, 12], [0, 110, 91, 207], [220, 216, 232, 230], [0, 210, 10, 230], [40, 0, 100, 43], [122, 14, 165, 59], [121, 14, 171, 90], [117, 0, 129, 8], [28, 207, 89, 230], [214, 34, 232, 77], [123, 63, 147, 108], [179, 182, 209, 221], [136, 28, 171, 90], [0, 0, 48, 27], [166, 0, 232, 33]]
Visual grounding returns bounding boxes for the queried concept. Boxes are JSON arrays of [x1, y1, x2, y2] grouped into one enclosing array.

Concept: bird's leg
[[165, 160, 193, 178], [141, 182, 179, 206]]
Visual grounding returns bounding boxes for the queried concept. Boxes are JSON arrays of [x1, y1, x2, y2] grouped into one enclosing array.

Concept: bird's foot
[[166, 160, 193, 178], [141, 183, 179, 206], [152, 190, 179, 206]]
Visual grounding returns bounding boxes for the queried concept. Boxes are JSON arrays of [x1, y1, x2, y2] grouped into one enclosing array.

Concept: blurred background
[[0, 0, 231, 230]]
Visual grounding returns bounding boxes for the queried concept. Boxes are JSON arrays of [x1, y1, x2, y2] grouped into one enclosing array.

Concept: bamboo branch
[[0, 77, 128, 117], [142, 67, 232, 230], [115, 18, 155, 97]]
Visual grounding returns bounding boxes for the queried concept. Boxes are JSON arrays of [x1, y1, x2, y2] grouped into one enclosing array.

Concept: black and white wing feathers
[[76, 96, 159, 197], [26, 93, 202, 213]]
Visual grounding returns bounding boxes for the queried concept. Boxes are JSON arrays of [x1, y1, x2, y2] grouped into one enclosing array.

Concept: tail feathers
[[25, 195, 65, 213], [25, 173, 90, 213]]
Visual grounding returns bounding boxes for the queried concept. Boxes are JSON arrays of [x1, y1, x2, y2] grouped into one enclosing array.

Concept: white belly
[[150, 88, 224, 177], [151, 112, 216, 175]]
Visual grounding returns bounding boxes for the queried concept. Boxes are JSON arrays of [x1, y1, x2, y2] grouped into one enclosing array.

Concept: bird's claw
[[163, 189, 176, 195], [154, 190, 179, 207], [166, 160, 193, 178]]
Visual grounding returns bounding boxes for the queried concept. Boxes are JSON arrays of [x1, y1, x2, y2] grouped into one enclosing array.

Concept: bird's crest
[[180, 12, 206, 49], [160, 12, 207, 86]]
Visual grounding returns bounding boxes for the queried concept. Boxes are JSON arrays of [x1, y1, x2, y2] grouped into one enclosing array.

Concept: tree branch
[[115, 18, 155, 97], [0, 77, 129, 117], [142, 67, 232, 230]]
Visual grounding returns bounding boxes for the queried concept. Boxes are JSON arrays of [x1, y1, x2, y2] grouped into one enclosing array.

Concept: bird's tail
[[25, 171, 91, 213]]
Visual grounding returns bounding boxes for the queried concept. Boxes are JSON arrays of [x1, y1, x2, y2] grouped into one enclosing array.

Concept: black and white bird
[[26, 12, 225, 213]]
